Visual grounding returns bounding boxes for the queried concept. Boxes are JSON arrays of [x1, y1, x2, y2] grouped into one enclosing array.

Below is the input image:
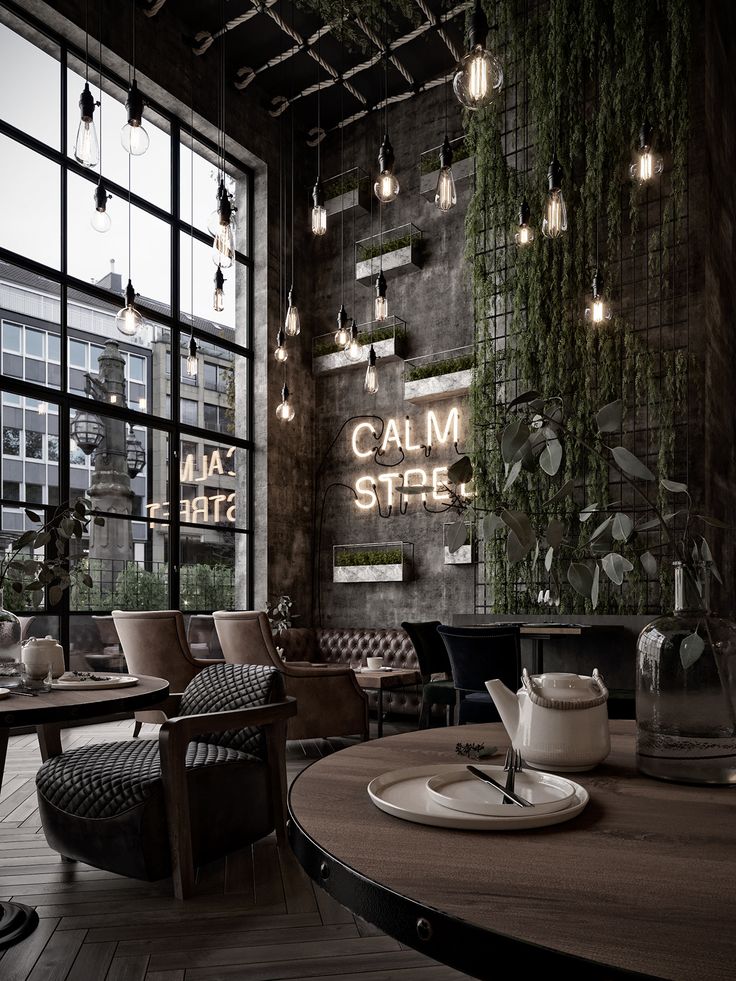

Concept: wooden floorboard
[[0, 720, 472, 981]]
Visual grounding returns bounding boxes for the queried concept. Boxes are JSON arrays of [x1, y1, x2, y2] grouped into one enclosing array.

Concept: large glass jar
[[0, 588, 22, 685], [636, 562, 736, 784]]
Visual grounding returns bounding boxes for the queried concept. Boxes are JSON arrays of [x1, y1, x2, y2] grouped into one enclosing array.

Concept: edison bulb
[[453, 46, 503, 110], [116, 303, 142, 337], [311, 204, 327, 236], [374, 171, 399, 204], [345, 321, 363, 362], [584, 271, 612, 324], [374, 295, 388, 321], [630, 149, 663, 184], [276, 387, 295, 422], [541, 189, 567, 239], [364, 346, 378, 394], [274, 328, 288, 363], [74, 83, 99, 167], [285, 288, 300, 336], [435, 166, 457, 212], [211, 217, 235, 268], [121, 122, 149, 156], [186, 353, 198, 377], [334, 304, 349, 347], [515, 223, 534, 246], [213, 265, 225, 312], [91, 208, 111, 233]]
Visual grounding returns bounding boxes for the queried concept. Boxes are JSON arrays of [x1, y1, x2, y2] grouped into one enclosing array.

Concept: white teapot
[[486, 669, 610, 772], [22, 635, 65, 680]]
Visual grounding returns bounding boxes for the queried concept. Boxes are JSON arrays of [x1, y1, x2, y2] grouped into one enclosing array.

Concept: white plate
[[367, 764, 589, 831], [50, 674, 139, 690], [0, 688, 9, 700], [426, 766, 577, 817]]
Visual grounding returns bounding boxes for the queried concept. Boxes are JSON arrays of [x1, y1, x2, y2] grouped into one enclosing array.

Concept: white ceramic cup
[[366, 656, 384, 670]]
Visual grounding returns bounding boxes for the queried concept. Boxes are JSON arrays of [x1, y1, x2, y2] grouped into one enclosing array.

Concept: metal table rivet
[[416, 917, 433, 942], [319, 861, 330, 880]]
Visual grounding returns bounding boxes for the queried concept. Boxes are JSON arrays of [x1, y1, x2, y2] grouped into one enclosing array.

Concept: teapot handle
[[522, 667, 609, 710]]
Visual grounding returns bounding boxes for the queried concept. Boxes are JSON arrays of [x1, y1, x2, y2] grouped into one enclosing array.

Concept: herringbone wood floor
[[0, 720, 471, 981]]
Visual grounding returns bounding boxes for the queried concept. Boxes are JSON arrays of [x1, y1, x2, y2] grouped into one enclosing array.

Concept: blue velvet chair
[[437, 625, 521, 725], [401, 620, 456, 728]]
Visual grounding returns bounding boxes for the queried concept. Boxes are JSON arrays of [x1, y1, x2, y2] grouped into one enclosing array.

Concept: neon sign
[[146, 446, 238, 525]]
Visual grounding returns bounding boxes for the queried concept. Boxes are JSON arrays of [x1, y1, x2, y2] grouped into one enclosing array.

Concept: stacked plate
[[367, 763, 589, 830]]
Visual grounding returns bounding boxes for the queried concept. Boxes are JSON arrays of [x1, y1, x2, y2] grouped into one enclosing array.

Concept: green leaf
[[694, 514, 728, 529], [610, 446, 655, 481], [11, 581, 23, 594], [545, 479, 575, 506], [539, 431, 562, 476], [501, 419, 530, 465], [611, 512, 633, 542], [74, 500, 87, 517], [15, 531, 36, 548], [596, 399, 623, 433], [34, 531, 51, 547], [661, 478, 688, 494], [49, 585, 63, 606], [588, 515, 614, 543], [446, 521, 468, 554], [579, 503, 599, 522], [601, 552, 633, 586], [591, 563, 600, 610], [544, 546, 554, 572], [82, 574, 94, 589], [508, 389, 540, 409], [680, 632, 705, 670], [506, 530, 533, 564], [24, 509, 41, 523], [545, 519, 565, 547], [72, 519, 84, 539], [636, 516, 661, 531], [500, 510, 535, 549], [447, 455, 473, 485], [482, 513, 505, 537], [503, 459, 523, 492], [640, 551, 658, 577], [567, 562, 594, 599]]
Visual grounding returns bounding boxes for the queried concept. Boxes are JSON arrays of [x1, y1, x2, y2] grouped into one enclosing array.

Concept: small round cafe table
[[288, 721, 735, 981], [0, 674, 169, 950]]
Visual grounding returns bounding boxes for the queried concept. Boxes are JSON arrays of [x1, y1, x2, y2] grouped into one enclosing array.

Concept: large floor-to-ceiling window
[[0, 5, 253, 667]]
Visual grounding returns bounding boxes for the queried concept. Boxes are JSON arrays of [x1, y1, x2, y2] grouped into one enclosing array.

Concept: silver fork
[[502, 748, 515, 805]]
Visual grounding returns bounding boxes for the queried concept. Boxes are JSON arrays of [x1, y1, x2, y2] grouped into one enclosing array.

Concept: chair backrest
[[111, 610, 198, 693], [179, 663, 285, 758], [437, 625, 521, 694], [91, 615, 121, 648], [212, 611, 282, 668], [186, 615, 223, 659], [400, 620, 449, 680]]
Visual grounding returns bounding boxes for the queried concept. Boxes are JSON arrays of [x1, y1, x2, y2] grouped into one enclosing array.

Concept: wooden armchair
[[112, 610, 222, 736], [36, 663, 296, 899], [213, 611, 369, 742]]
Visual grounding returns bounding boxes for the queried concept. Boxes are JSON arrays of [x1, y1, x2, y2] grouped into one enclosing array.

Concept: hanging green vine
[[467, 0, 691, 615]]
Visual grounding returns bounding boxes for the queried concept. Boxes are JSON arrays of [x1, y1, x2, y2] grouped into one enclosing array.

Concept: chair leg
[[265, 720, 289, 847], [419, 699, 431, 730], [447, 702, 455, 727], [132, 720, 142, 739]]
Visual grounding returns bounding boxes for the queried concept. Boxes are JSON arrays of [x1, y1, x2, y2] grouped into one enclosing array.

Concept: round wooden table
[[0, 674, 169, 949], [288, 721, 735, 981]]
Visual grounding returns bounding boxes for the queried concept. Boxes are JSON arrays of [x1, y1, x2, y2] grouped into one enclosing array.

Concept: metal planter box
[[405, 368, 473, 404], [443, 523, 474, 565], [420, 154, 475, 197], [325, 172, 371, 217], [312, 318, 407, 376], [333, 542, 413, 583], [355, 223, 422, 285]]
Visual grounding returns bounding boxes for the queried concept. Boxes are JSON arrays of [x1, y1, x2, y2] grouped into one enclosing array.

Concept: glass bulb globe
[[91, 208, 111, 233], [211, 217, 235, 269], [585, 298, 612, 324], [213, 287, 224, 312], [276, 398, 295, 422], [453, 45, 503, 110], [515, 224, 534, 246], [374, 295, 388, 322], [364, 362, 378, 395], [274, 343, 288, 363], [334, 325, 350, 347], [285, 304, 300, 337], [435, 166, 457, 212], [75, 119, 99, 168], [186, 353, 198, 377], [121, 122, 150, 156], [345, 337, 363, 362], [311, 205, 327, 236], [541, 189, 568, 238], [374, 171, 399, 204], [629, 149, 663, 184], [116, 303, 142, 337]]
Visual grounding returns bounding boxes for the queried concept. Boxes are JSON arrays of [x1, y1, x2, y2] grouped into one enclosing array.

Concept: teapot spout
[[485, 678, 520, 741]]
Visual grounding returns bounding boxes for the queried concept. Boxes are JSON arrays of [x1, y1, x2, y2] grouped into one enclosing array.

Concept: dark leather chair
[[401, 620, 456, 728], [437, 625, 521, 725], [36, 664, 296, 899]]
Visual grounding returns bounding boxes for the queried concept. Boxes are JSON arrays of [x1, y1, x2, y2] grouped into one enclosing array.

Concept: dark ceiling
[[157, 0, 470, 140]]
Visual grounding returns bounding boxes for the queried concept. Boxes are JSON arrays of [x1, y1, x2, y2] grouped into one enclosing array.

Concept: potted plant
[[404, 346, 474, 403], [312, 318, 407, 375], [323, 168, 371, 216], [355, 224, 422, 284], [333, 543, 412, 583]]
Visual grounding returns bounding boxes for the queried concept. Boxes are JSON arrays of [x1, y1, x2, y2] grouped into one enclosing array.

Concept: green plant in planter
[[357, 233, 413, 263], [323, 172, 362, 200], [335, 548, 403, 567], [406, 353, 475, 382], [419, 138, 472, 176]]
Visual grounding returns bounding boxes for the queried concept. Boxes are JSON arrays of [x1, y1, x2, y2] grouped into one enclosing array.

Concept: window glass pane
[[181, 528, 247, 612], [179, 435, 246, 530], [0, 393, 59, 506], [69, 615, 126, 673], [0, 21, 60, 148], [0, 135, 60, 269], [178, 336, 246, 439], [67, 172, 171, 313], [3, 428, 20, 455], [66, 65, 171, 211], [2, 323, 21, 353]]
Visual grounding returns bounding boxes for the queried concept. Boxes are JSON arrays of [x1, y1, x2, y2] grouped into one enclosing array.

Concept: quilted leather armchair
[[36, 664, 296, 899], [213, 612, 369, 742]]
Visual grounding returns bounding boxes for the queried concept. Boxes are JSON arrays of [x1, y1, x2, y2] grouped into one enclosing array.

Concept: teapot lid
[[23, 635, 60, 646], [521, 669, 608, 709]]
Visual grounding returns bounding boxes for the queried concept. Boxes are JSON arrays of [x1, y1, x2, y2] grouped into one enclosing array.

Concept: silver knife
[[466, 765, 532, 807]]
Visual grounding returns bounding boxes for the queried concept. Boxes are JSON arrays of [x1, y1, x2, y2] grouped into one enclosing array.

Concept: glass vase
[[636, 562, 736, 784], [0, 587, 22, 685]]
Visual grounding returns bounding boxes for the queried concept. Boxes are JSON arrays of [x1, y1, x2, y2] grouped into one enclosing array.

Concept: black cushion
[[422, 679, 456, 705], [401, 620, 450, 679]]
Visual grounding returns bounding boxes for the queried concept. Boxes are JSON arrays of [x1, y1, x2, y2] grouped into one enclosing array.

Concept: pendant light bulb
[[115, 279, 143, 337], [276, 383, 295, 423], [213, 264, 225, 313], [435, 136, 457, 212], [121, 79, 150, 156], [208, 181, 236, 268], [74, 82, 100, 167], [345, 319, 363, 362], [364, 345, 379, 395], [374, 271, 388, 322], [274, 327, 288, 363], [285, 286, 301, 337], [629, 122, 663, 185], [584, 270, 612, 324], [311, 178, 327, 236], [453, 0, 503, 110], [541, 153, 568, 239], [186, 334, 198, 377], [91, 178, 112, 233], [374, 134, 399, 203], [514, 199, 535, 246], [334, 304, 349, 347]]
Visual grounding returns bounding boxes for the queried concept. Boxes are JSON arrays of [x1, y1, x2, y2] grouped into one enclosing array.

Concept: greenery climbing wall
[[467, 0, 691, 614]]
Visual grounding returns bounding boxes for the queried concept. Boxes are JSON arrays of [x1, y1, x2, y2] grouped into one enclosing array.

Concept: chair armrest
[[280, 662, 353, 678], [153, 693, 184, 718], [191, 657, 224, 669], [160, 697, 297, 744]]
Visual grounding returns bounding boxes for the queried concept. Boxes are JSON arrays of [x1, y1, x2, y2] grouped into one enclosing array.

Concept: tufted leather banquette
[[278, 627, 422, 717]]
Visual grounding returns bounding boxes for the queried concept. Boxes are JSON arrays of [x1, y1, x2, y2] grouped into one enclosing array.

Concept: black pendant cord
[[131, 0, 135, 85], [98, 2, 103, 178], [189, 51, 195, 348], [316, 32, 321, 180], [84, 0, 89, 82], [290, 0, 295, 294], [340, 17, 345, 308], [552, 0, 558, 157], [127, 153, 132, 284], [443, 0, 448, 141]]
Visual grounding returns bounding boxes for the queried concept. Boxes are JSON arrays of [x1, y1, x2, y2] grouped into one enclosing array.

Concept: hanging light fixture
[[208, 181, 236, 268], [116, 278, 143, 336], [285, 286, 300, 336], [364, 345, 379, 394], [541, 153, 567, 238], [276, 383, 295, 422], [274, 327, 288, 363], [75, 3, 99, 167], [213, 265, 225, 312], [435, 136, 457, 213], [285, 85, 300, 335], [186, 332, 198, 376], [584, 270, 612, 324], [91, 179, 112, 233], [126, 428, 146, 478], [374, 271, 388, 322], [345, 319, 362, 362], [453, 0, 503, 110], [374, 3, 399, 204], [335, 303, 349, 347], [121, 78, 149, 155], [515, 199, 534, 245], [311, 30, 327, 236], [70, 410, 104, 455], [630, 121, 663, 185]]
